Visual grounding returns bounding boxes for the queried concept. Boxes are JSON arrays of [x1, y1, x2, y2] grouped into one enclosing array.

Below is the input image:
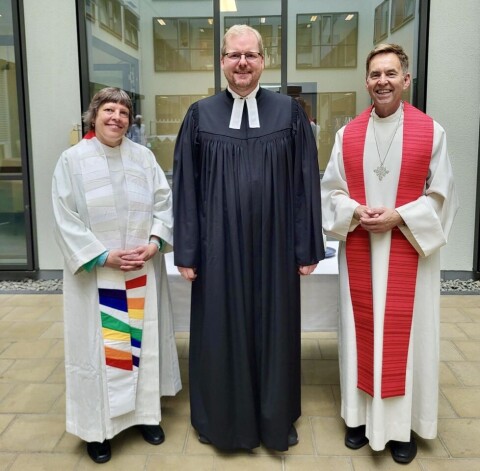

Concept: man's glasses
[[223, 52, 263, 62]]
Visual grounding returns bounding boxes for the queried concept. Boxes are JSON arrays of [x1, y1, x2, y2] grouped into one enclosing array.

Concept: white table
[[165, 241, 339, 332]]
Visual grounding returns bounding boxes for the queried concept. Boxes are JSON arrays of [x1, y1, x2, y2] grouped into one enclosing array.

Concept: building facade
[[0, 0, 479, 278]]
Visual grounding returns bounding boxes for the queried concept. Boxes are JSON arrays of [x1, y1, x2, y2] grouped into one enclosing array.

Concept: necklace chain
[[372, 104, 403, 181]]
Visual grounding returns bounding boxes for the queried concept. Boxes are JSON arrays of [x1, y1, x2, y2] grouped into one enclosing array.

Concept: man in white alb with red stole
[[321, 44, 458, 464]]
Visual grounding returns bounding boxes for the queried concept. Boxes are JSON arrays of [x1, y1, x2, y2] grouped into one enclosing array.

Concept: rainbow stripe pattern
[[98, 271, 147, 417]]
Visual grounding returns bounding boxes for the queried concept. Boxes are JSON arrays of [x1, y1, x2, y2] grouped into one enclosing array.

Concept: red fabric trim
[[84, 130, 96, 140], [343, 103, 433, 398], [343, 107, 374, 396], [126, 274, 147, 290], [106, 357, 133, 371]]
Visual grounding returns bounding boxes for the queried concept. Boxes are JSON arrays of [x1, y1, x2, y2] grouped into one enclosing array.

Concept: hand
[[353, 205, 371, 221], [359, 207, 404, 233], [298, 264, 317, 276], [104, 248, 146, 272], [122, 244, 158, 263], [178, 266, 197, 281]]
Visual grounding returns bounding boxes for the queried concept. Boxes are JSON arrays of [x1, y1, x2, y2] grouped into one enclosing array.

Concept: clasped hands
[[354, 205, 404, 233], [104, 244, 158, 271]]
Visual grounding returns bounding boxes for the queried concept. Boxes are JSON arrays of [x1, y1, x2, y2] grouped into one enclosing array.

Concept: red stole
[[343, 102, 433, 398]]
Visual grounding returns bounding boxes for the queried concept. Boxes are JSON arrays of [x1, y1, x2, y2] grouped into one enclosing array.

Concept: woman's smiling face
[[94, 102, 130, 147]]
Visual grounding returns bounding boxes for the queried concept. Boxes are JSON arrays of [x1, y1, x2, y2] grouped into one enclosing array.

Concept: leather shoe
[[86, 440, 111, 463], [288, 425, 299, 447], [137, 424, 165, 445], [345, 425, 369, 449], [389, 433, 417, 464], [198, 433, 211, 444]]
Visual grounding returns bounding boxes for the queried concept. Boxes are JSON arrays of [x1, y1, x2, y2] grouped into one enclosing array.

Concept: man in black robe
[[173, 24, 324, 452]]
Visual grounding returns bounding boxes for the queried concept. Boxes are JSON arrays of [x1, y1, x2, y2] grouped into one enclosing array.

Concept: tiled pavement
[[0, 293, 479, 470]]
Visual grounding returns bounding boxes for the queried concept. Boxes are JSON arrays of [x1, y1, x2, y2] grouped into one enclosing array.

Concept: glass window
[[374, 0, 389, 43], [391, 0, 415, 32], [78, 0, 422, 176], [124, 8, 139, 49], [99, 0, 123, 39], [153, 17, 214, 72], [0, 0, 31, 267], [296, 12, 358, 69]]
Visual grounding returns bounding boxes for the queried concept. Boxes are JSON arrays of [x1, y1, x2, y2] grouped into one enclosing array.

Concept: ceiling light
[[157, 18, 166, 26], [345, 14, 354, 21], [310, 15, 317, 22], [220, 0, 237, 12]]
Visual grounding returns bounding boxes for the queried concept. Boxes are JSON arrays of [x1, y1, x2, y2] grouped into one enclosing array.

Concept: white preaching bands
[[228, 84, 260, 129]]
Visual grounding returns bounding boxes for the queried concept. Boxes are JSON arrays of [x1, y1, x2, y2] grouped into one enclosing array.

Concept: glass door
[[0, 0, 33, 269]]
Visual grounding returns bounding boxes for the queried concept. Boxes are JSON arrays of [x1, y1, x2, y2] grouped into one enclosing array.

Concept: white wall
[[427, 0, 480, 271], [24, 0, 82, 270]]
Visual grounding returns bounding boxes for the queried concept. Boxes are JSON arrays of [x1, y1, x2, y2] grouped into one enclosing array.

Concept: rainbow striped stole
[[98, 268, 147, 417], [78, 135, 154, 416], [343, 102, 433, 398]]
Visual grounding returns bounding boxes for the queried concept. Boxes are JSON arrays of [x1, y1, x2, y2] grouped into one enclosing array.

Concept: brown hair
[[82, 87, 134, 131], [365, 43, 409, 78]]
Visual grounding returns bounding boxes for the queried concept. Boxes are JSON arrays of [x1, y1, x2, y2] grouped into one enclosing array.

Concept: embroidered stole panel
[[80, 135, 153, 417], [342, 103, 433, 398]]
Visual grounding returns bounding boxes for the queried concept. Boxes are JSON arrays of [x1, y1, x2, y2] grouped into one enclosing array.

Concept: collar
[[228, 84, 260, 129]]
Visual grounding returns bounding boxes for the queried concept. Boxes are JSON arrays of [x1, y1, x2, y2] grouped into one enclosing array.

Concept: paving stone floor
[[0, 293, 479, 470]]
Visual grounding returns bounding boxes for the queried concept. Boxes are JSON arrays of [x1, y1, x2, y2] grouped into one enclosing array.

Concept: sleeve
[[172, 106, 200, 268], [321, 128, 362, 241], [51, 150, 107, 274], [293, 100, 325, 265], [396, 122, 459, 257], [149, 150, 174, 253]]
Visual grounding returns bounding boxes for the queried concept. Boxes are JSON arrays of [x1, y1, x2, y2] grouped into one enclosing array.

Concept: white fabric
[[52, 137, 181, 442], [165, 244, 340, 332], [321, 110, 458, 450], [228, 85, 260, 129]]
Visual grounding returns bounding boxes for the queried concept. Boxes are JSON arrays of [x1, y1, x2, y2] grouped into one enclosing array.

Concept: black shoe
[[137, 424, 165, 445], [390, 433, 417, 464], [288, 425, 299, 447], [345, 425, 369, 449], [198, 433, 211, 444], [86, 440, 111, 464]]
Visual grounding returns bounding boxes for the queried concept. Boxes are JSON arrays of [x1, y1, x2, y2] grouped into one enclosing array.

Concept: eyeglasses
[[223, 52, 263, 62]]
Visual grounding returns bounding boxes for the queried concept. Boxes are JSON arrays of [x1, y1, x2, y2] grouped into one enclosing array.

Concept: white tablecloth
[[165, 241, 339, 332]]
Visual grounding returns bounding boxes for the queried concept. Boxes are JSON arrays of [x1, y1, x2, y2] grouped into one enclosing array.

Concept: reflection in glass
[[153, 17, 214, 71], [78, 0, 421, 176], [297, 12, 358, 68], [0, 0, 28, 266], [391, 0, 415, 32], [374, 0, 389, 43]]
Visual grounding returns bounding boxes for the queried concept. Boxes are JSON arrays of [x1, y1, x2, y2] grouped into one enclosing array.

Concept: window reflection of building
[[151, 94, 211, 176], [124, 8, 139, 49], [99, 0, 123, 39], [374, 0, 389, 43], [391, 0, 415, 32], [296, 12, 358, 68], [79, 0, 420, 176], [0, 2, 28, 267], [153, 18, 215, 71], [318, 92, 356, 171], [224, 16, 281, 69]]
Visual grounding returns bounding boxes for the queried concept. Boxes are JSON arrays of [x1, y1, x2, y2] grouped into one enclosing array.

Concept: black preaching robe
[[173, 88, 324, 451]]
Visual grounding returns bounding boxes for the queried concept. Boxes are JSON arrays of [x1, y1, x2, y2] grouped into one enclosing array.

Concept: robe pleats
[[173, 88, 324, 451]]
